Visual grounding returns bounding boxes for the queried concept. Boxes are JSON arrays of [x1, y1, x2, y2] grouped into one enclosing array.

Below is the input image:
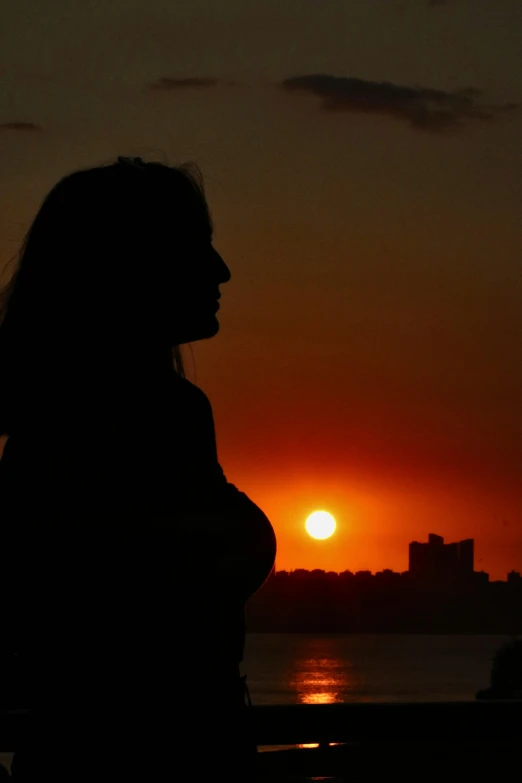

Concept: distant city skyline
[[277, 532, 520, 583], [249, 552, 522, 634]]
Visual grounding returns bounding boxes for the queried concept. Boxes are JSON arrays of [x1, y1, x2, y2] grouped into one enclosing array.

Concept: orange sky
[[1, 0, 522, 579]]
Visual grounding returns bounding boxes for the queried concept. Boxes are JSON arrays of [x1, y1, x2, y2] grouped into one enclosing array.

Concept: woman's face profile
[[167, 234, 231, 346]]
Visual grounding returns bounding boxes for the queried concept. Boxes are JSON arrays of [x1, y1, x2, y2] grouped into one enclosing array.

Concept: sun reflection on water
[[301, 689, 338, 705], [292, 655, 350, 705], [291, 644, 352, 749]]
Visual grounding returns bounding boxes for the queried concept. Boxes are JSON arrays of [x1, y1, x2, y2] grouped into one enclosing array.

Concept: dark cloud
[[281, 74, 517, 132], [0, 121, 42, 132], [147, 77, 219, 91]]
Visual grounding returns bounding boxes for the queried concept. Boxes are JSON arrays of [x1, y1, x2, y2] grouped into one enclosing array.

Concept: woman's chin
[[174, 315, 220, 345]]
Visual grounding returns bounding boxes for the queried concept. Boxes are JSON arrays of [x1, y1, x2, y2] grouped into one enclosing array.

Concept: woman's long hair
[[0, 157, 213, 437]]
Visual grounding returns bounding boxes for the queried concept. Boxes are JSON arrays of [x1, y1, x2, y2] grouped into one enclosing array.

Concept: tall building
[[409, 533, 474, 582], [459, 539, 474, 573]]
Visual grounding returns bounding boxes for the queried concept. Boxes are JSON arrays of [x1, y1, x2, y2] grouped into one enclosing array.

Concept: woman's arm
[[170, 380, 276, 597]]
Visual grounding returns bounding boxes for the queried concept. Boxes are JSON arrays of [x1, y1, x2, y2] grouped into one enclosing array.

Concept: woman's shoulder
[[172, 374, 213, 412]]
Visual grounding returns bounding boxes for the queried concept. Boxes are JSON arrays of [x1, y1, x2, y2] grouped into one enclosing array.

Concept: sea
[[242, 633, 509, 705]]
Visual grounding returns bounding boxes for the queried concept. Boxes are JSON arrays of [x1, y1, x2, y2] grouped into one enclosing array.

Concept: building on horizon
[[409, 533, 475, 583]]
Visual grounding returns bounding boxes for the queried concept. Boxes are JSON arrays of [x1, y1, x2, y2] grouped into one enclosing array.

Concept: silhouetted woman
[[0, 156, 276, 781]]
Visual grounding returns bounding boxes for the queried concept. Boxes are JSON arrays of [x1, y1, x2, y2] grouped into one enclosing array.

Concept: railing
[[252, 700, 522, 744], [254, 701, 522, 779], [1, 702, 521, 780]]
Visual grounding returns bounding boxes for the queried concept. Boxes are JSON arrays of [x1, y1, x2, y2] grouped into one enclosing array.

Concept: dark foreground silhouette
[[476, 638, 522, 699], [0, 156, 276, 780]]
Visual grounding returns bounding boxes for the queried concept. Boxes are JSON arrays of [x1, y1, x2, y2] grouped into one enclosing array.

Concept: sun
[[305, 511, 337, 540]]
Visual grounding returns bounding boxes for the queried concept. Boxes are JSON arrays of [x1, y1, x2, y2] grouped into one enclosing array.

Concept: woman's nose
[[213, 248, 231, 284]]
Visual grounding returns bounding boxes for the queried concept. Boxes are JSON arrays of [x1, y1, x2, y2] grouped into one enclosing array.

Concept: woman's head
[[0, 156, 231, 434]]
